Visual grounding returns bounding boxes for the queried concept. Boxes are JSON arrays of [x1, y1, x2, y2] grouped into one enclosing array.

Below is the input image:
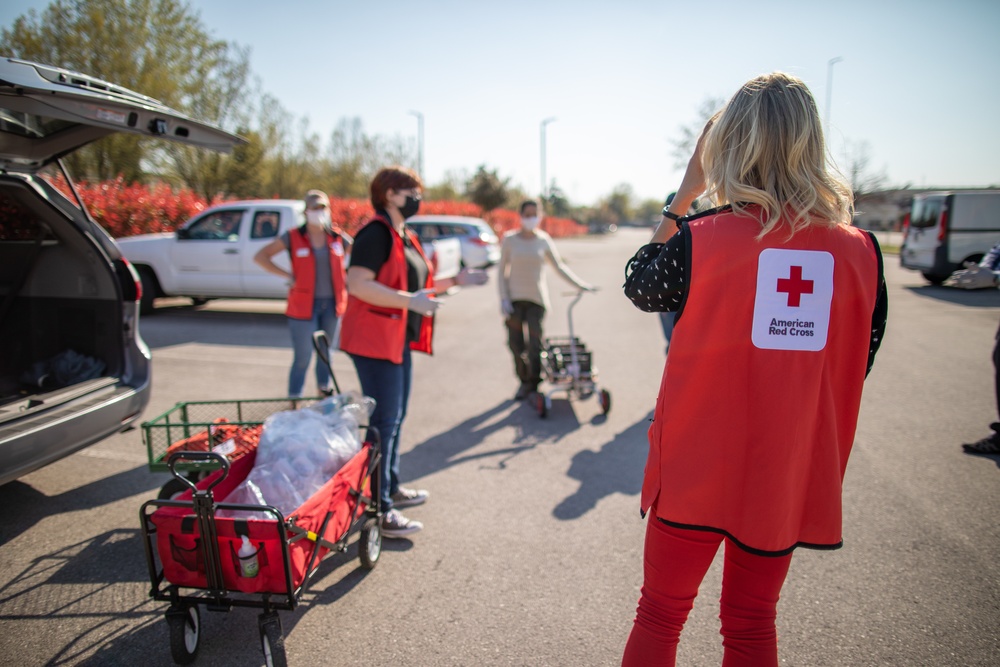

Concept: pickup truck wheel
[[921, 271, 948, 286], [137, 267, 158, 315]]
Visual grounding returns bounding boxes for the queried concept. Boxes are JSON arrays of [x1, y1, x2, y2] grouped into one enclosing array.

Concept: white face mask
[[306, 209, 330, 227], [521, 216, 540, 231]]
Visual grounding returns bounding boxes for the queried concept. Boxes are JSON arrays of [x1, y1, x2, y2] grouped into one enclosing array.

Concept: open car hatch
[[0, 57, 244, 172]]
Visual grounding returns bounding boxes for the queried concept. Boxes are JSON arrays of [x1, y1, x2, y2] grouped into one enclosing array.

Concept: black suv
[[0, 58, 240, 485]]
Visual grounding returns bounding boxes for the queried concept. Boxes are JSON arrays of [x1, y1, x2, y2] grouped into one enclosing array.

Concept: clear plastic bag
[[218, 393, 374, 518]]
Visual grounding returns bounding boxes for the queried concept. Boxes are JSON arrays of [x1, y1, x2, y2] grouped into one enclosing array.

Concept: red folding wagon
[[139, 416, 382, 667]]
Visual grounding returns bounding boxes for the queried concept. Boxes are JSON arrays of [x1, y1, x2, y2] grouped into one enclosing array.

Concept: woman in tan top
[[498, 200, 593, 399]]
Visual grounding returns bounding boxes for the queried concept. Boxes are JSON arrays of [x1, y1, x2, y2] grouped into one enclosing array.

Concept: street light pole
[[409, 110, 424, 180], [824, 57, 843, 138], [540, 117, 556, 199]]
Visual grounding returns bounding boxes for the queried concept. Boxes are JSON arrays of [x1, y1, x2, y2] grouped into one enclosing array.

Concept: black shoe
[[514, 384, 530, 400]]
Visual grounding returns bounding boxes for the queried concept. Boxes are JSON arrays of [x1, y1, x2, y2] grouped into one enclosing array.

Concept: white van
[[900, 191, 1000, 284]]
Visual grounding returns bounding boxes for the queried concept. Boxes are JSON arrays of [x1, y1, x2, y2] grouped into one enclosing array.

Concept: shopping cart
[[534, 291, 611, 418], [139, 332, 380, 666]]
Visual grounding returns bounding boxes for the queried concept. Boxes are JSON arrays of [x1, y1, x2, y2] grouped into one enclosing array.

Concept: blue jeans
[[350, 347, 412, 511], [287, 298, 339, 396], [659, 311, 676, 354]]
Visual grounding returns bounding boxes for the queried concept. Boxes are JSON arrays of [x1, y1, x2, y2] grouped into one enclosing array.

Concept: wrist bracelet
[[661, 207, 681, 222]]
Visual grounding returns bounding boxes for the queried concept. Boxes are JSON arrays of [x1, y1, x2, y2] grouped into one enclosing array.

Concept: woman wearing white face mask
[[254, 189, 351, 397], [498, 199, 595, 400]]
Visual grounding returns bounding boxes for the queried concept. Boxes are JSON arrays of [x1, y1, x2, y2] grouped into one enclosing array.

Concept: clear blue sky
[[3, 0, 998, 205]]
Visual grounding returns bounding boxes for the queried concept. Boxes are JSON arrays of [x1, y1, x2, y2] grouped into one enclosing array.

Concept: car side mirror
[[175, 228, 189, 240]]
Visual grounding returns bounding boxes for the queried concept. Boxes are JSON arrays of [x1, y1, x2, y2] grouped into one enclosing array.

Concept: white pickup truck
[[116, 199, 462, 314]]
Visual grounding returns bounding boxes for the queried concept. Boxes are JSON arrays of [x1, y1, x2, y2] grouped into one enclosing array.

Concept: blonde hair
[[701, 72, 853, 238]]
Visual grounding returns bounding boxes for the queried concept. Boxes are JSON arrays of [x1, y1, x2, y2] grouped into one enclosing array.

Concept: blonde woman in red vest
[[254, 190, 350, 398], [621, 72, 888, 666], [340, 166, 487, 539]]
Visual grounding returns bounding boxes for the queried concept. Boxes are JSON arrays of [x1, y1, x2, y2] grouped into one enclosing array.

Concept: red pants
[[622, 518, 792, 667]]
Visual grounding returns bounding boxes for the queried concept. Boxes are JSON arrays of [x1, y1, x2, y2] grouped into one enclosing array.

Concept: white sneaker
[[381, 509, 423, 539], [391, 487, 429, 508]]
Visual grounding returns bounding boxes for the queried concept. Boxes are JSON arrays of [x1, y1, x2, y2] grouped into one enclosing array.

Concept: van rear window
[[910, 198, 943, 229]]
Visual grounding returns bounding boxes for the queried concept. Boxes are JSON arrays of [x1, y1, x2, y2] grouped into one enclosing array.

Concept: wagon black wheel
[[535, 392, 548, 419], [157, 478, 191, 500], [259, 613, 287, 667], [359, 517, 382, 570], [166, 603, 200, 665], [599, 389, 611, 415]]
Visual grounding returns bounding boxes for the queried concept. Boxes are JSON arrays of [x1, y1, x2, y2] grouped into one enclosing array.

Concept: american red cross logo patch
[[751, 249, 834, 351]]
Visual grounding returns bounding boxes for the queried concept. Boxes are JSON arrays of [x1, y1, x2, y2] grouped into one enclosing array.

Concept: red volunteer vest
[[286, 227, 349, 319], [339, 216, 435, 364], [643, 207, 879, 555]]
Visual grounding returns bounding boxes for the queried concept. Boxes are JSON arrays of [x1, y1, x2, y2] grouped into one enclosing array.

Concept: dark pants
[[659, 311, 675, 355], [506, 300, 545, 389], [350, 348, 412, 511]]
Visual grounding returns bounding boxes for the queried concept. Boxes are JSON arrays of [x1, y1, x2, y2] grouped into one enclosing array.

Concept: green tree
[[635, 198, 665, 225], [465, 165, 510, 212], [322, 117, 416, 199], [604, 184, 635, 223], [543, 181, 572, 217], [162, 42, 256, 198], [0, 0, 250, 182], [840, 139, 889, 200], [670, 96, 726, 169], [424, 169, 469, 202], [219, 127, 265, 199]]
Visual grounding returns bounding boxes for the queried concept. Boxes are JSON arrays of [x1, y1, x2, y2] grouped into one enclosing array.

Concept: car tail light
[[937, 206, 949, 243], [900, 212, 909, 244], [115, 257, 142, 302], [470, 236, 488, 246]]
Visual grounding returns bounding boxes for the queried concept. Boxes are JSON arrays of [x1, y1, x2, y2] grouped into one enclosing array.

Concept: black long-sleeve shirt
[[624, 226, 888, 375]]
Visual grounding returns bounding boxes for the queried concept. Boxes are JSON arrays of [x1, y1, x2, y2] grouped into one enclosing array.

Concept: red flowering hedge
[[43, 176, 587, 239], [45, 175, 222, 236], [329, 198, 585, 238]]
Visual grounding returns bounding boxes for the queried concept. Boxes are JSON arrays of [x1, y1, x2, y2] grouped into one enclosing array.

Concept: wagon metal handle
[[312, 330, 341, 394], [166, 451, 230, 492]]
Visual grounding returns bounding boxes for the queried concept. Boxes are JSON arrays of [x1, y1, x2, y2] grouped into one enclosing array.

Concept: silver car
[[407, 215, 501, 268], [0, 58, 241, 486]]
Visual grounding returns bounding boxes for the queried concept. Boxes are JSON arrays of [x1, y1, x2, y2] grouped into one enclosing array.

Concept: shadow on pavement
[[18, 520, 382, 664], [401, 397, 583, 480], [552, 411, 651, 520], [0, 465, 161, 548], [904, 285, 1000, 308], [140, 308, 289, 350], [961, 449, 1000, 469], [0, 527, 166, 665]]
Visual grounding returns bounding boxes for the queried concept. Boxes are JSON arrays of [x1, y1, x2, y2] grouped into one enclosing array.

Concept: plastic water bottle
[[238, 535, 259, 578]]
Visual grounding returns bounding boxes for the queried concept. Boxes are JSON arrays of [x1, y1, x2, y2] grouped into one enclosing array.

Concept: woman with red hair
[[340, 166, 486, 539]]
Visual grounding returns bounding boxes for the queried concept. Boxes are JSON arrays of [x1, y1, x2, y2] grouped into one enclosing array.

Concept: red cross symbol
[[776, 265, 813, 307]]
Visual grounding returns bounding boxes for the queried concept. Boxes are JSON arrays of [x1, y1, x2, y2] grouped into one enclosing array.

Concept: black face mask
[[399, 195, 421, 219]]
